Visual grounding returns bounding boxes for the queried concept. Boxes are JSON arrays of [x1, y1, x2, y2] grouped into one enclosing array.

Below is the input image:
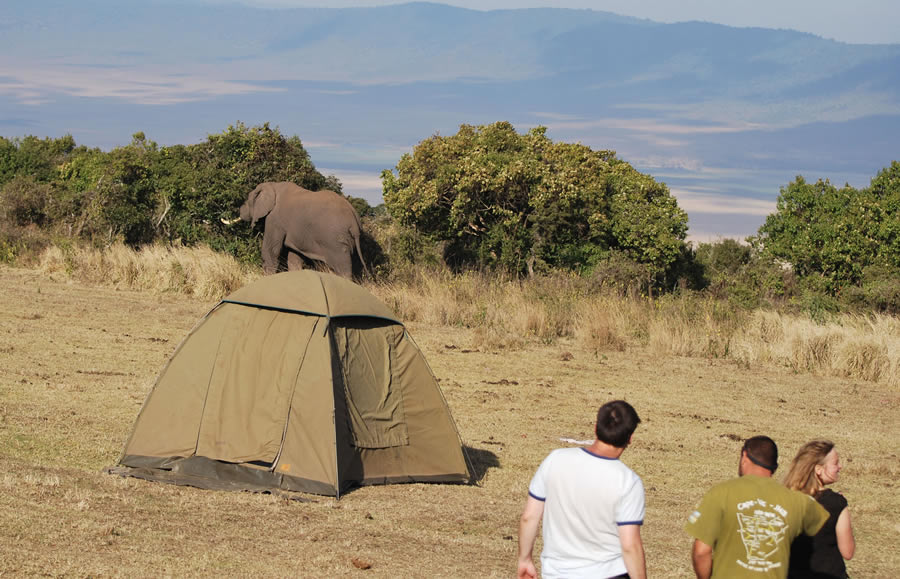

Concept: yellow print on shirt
[[736, 507, 788, 572]]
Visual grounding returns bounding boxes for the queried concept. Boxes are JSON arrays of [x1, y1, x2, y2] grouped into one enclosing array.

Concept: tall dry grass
[[729, 310, 900, 386], [32, 242, 900, 387], [37, 242, 259, 300]]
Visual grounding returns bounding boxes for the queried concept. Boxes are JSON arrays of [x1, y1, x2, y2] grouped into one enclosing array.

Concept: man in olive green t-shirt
[[685, 436, 828, 579]]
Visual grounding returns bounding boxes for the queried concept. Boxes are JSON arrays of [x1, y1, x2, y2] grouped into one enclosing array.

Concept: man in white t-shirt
[[517, 400, 646, 579]]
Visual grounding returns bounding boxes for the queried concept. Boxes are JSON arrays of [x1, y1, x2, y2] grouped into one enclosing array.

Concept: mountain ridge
[[5, 1, 897, 87], [1, 1, 898, 240]]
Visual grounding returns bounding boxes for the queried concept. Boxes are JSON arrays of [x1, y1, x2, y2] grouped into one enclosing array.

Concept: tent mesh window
[[332, 321, 409, 449]]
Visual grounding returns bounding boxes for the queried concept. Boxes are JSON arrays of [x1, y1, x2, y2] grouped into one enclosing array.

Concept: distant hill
[[4, 1, 899, 92], [2, 0, 899, 240]]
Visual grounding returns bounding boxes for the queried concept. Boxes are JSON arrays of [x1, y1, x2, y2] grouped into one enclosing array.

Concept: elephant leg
[[261, 227, 285, 275], [329, 246, 354, 279], [286, 251, 305, 271]]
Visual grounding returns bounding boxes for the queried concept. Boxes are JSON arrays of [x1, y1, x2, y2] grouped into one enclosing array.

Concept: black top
[[788, 489, 849, 578]]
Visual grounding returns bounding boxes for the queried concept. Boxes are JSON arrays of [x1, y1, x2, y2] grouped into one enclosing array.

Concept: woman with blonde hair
[[783, 440, 855, 578]]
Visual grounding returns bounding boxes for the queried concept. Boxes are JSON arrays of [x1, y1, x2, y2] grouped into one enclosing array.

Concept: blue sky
[[219, 0, 900, 45]]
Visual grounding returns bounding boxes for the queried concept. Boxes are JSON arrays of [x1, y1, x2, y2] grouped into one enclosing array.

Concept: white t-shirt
[[528, 447, 645, 578]]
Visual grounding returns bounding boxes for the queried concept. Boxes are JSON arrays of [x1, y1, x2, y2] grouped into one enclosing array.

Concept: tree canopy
[[754, 162, 900, 293], [0, 123, 337, 260], [382, 121, 688, 278], [5, 119, 900, 312]]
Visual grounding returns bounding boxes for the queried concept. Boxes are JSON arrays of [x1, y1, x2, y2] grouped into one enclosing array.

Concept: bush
[[841, 264, 900, 313], [586, 251, 653, 297], [382, 122, 688, 277], [0, 223, 53, 266], [0, 176, 52, 227], [362, 214, 444, 280]]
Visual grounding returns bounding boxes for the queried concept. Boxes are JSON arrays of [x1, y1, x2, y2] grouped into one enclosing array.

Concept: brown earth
[[0, 266, 897, 577]]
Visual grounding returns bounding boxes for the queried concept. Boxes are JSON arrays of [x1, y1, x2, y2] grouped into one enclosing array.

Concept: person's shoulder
[[818, 488, 849, 509], [775, 480, 821, 504], [548, 446, 582, 458], [607, 458, 643, 490], [692, 476, 740, 501], [541, 446, 580, 464], [709, 476, 743, 492], [786, 488, 828, 520]]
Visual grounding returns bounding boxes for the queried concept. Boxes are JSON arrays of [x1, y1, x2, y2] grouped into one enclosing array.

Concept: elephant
[[224, 182, 369, 279]]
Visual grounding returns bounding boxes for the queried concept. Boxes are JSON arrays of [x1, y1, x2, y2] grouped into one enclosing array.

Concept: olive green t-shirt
[[685, 475, 828, 578]]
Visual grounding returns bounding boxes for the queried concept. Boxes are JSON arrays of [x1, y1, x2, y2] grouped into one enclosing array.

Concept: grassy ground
[[0, 265, 897, 577]]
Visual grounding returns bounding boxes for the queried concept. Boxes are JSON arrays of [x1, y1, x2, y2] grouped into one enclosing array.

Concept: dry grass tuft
[[789, 329, 840, 374], [573, 299, 627, 354], [38, 242, 258, 300], [835, 338, 891, 383]]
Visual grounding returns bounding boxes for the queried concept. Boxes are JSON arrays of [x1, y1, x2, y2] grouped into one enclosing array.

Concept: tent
[[110, 270, 472, 497]]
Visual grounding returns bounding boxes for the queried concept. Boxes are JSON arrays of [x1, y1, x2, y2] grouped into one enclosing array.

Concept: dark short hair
[[595, 400, 641, 448], [743, 435, 779, 472]]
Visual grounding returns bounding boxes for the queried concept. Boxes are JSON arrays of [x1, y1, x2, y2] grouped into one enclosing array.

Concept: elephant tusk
[[221, 217, 242, 226]]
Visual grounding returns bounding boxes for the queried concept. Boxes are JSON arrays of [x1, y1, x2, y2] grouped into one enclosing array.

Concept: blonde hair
[[783, 439, 835, 496]]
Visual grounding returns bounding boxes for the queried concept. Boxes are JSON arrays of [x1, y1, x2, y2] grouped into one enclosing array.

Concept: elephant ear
[[251, 184, 276, 226]]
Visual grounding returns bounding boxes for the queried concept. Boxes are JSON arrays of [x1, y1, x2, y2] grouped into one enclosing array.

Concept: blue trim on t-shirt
[[580, 447, 619, 460], [616, 520, 644, 526], [528, 491, 546, 502]]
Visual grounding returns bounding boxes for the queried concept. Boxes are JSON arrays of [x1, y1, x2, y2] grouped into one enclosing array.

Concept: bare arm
[[692, 539, 713, 579], [517, 496, 544, 579], [835, 507, 855, 560], [617, 524, 646, 579]]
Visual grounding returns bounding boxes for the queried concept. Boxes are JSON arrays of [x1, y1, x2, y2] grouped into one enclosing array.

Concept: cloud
[[617, 91, 900, 130], [0, 62, 282, 106], [318, 167, 384, 204], [301, 140, 343, 149], [309, 88, 359, 96], [630, 155, 704, 171], [545, 116, 764, 136], [669, 186, 775, 216], [528, 111, 584, 121]]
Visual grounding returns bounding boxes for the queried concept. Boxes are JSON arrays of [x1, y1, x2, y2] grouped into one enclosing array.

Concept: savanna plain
[[0, 247, 898, 577]]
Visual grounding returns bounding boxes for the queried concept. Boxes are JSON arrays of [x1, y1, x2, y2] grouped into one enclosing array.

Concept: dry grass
[[1, 255, 898, 577], [38, 242, 259, 300], [35, 243, 900, 389]]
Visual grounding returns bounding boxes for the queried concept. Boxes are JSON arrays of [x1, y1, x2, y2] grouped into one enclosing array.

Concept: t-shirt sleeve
[[684, 488, 722, 547], [528, 453, 552, 501], [820, 489, 848, 515], [616, 473, 645, 525], [802, 494, 830, 536]]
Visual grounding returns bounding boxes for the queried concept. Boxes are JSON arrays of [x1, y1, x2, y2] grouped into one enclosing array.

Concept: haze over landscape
[[2, 0, 899, 241]]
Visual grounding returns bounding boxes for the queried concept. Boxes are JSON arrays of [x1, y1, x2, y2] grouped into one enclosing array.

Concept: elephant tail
[[355, 228, 371, 279]]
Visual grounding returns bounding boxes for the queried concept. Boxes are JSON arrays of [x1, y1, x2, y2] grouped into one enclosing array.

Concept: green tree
[[54, 146, 108, 236], [0, 176, 53, 227], [754, 175, 885, 292], [867, 161, 900, 268], [0, 134, 78, 186], [158, 122, 337, 260], [382, 121, 688, 278], [55, 133, 158, 245], [0, 137, 17, 184], [694, 238, 795, 307], [98, 133, 159, 245]]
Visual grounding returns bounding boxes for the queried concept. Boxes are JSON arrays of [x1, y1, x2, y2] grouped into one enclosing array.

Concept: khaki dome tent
[[111, 270, 472, 497]]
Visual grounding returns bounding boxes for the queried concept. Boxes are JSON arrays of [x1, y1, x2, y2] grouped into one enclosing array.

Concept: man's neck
[[741, 464, 774, 478], [587, 439, 626, 459]]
